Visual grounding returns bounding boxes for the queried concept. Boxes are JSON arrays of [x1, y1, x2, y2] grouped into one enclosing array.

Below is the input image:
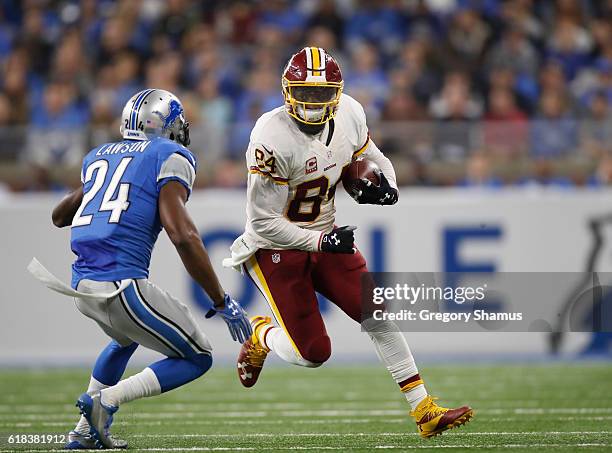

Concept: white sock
[[99, 367, 161, 407], [74, 376, 108, 435], [362, 318, 428, 410], [404, 383, 428, 411], [263, 325, 320, 368]]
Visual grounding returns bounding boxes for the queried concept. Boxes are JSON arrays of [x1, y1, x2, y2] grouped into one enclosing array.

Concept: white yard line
[[3, 415, 612, 428], [126, 431, 610, 438], [2, 399, 610, 410], [0, 419, 386, 428], [0, 444, 609, 452], [384, 446, 608, 450], [3, 407, 612, 421], [374, 445, 610, 450], [5, 432, 608, 440]]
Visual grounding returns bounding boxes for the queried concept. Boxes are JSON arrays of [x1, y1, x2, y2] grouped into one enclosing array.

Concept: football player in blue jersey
[[37, 89, 252, 449]]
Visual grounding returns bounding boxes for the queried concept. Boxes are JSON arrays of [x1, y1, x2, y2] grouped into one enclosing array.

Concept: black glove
[[351, 171, 398, 205], [320, 225, 356, 254]]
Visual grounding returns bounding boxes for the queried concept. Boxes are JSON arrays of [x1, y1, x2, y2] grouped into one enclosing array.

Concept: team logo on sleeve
[[272, 253, 281, 264], [305, 157, 318, 174]]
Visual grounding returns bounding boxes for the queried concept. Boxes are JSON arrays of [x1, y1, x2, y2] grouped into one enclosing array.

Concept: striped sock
[[399, 374, 428, 410], [254, 320, 274, 351]]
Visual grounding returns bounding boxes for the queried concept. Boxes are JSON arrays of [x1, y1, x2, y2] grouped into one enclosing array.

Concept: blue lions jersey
[[70, 137, 197, 288]]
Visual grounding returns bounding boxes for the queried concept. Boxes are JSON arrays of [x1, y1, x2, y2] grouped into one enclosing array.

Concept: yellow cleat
[[410, 396, 474, 438], [236, 316, 271, 388]]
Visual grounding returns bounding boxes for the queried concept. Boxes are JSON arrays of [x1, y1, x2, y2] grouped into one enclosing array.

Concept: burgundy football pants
[[243, 248, 374, 364]]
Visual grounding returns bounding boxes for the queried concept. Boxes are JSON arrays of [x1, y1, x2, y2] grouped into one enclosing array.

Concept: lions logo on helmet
[[120, 89, 190, 146], [154, 99, 183, 129]]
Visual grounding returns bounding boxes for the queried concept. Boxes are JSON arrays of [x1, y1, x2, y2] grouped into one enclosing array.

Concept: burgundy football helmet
[[282, 47, 344, 125]]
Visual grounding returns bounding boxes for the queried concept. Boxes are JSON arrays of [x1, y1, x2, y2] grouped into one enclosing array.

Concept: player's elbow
[[51, 210, 69, 228], [51, 212, 62, 227], [167, 227, 201, 249], [251, 217, 278, 240], [250, 220, 267, 237]]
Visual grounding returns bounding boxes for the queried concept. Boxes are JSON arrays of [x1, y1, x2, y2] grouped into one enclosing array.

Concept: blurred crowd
[[0, 0, 612, 191]]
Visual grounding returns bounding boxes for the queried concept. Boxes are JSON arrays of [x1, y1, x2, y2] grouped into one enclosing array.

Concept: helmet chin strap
[[293, 117, 325, 135]]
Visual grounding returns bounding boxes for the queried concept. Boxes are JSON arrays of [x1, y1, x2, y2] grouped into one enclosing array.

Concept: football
[[342, 157, 380, 195]]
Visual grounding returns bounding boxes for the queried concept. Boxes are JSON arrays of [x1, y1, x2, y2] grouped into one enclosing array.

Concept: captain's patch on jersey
[[305, 157, 318, 174]]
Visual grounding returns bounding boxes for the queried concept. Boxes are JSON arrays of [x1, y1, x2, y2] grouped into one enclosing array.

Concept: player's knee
[[110, 340, 138, 354], [301, 335, 331, 365], [188, 353, 213, 377]]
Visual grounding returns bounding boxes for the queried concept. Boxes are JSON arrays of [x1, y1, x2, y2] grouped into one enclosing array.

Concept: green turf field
[[0, 363, 611, 452]]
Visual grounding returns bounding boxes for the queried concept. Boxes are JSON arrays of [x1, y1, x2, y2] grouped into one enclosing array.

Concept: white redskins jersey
[[223, 94, 397, 268]]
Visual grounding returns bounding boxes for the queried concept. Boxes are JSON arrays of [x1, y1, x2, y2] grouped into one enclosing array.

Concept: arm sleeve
[[348, 96, 398, 190], [360, 139, 398, 190], [246, 143, 323, 252], [157, 152, 196, 195]]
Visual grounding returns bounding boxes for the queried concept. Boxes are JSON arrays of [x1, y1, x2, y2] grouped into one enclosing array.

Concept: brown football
[[342, 158, 380, 195]]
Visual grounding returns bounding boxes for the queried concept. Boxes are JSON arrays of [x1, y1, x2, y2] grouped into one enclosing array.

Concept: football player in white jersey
[[224, 47, 473, 438]]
